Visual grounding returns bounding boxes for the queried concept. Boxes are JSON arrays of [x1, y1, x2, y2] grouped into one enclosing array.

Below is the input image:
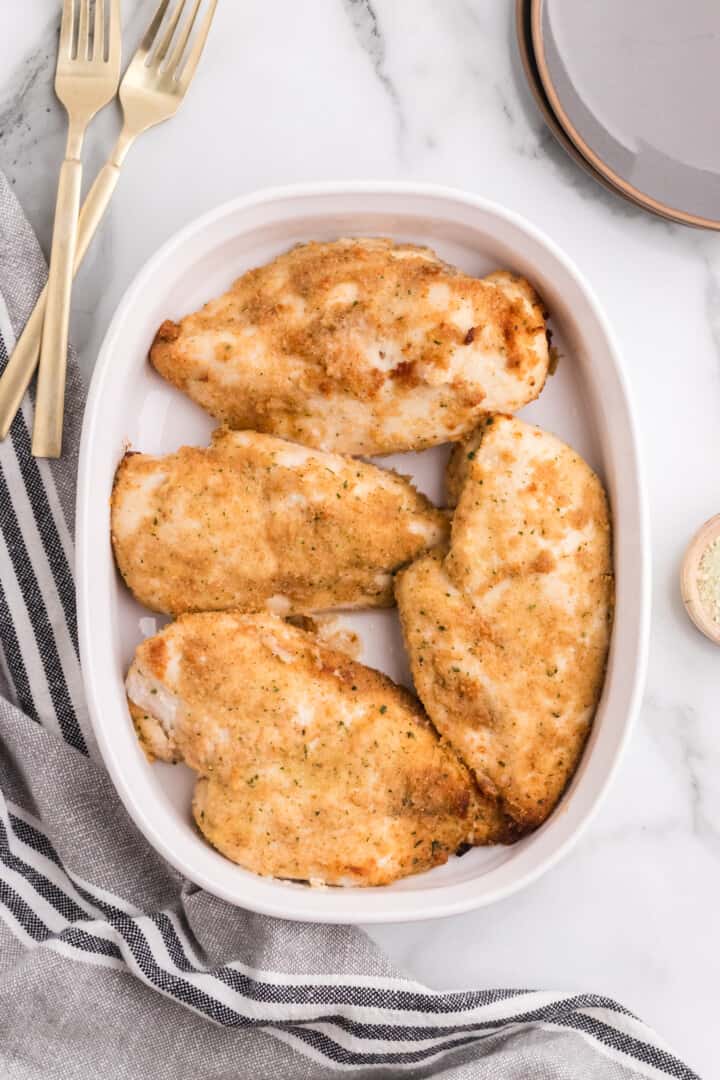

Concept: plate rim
[[76, 180, 651, 923]]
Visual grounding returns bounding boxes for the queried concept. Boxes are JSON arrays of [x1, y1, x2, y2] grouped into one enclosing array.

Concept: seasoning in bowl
[[681, 515, 720, 643]]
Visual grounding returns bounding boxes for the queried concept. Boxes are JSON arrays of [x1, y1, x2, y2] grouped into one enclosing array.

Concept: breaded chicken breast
[[111, 428, 447, 616], [150, 238, 550, 455], [396, 415, 613, 831], [126, 613, 511, 886]]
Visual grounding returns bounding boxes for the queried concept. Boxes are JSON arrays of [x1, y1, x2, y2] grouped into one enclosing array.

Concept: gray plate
[[515, 1, 685, 224], [532, 0, 720, 229], [515, 3, 638, 201]]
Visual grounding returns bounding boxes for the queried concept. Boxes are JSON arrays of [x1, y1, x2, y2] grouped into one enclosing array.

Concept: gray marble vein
[[646, 696, 720, 859], [0, 17, 62, 250], [341, 0, 405, 148]]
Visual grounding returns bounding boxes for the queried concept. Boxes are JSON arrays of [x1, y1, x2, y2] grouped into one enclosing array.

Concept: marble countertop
[[2, 3, 718, 1076]]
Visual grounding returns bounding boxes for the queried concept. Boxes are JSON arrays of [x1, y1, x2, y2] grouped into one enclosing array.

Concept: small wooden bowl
[[681, 514, 720, 643]]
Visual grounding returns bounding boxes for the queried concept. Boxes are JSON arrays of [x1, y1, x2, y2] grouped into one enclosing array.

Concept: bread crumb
[[697, 537, 720, 624]]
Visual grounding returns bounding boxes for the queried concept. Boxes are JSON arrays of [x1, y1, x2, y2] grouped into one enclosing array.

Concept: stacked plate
[[517, 0, 720, 229]]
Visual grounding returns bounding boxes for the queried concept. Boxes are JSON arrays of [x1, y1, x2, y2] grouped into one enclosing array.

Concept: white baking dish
[[77, 183, 649, 923]]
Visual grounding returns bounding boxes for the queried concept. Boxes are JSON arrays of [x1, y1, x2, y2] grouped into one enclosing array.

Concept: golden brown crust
[[149, 238, 549, 455], [153, 319, 181, 347], [396, 415, 614, 831], [126, 613, 513, 886], [110, 428, 448, 616]]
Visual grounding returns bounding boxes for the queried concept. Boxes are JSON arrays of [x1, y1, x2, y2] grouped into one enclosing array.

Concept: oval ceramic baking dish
[[76, 183, 649, 923]]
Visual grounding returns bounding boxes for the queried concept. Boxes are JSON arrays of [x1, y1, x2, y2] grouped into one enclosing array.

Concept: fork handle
[[0, 160, 122, 441], [77, 160, 122, 266], [32, 158, 83, 458], [0, 162, 122, 441]]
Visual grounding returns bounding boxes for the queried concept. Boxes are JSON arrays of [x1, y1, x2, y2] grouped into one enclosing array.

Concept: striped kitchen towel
[[0, 169, 700, 1080]]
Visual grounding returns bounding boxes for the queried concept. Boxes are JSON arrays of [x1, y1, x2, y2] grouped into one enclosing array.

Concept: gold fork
[[32, 0, 122, 459], [0, 0, 218, 446]]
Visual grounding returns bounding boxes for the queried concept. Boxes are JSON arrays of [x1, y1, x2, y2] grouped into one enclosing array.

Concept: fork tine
[[166, 0, 202, 78], [127, 0, 170, 65], [153, 0, 187, 66], [77, 0, 90, 60], [93, 0, 105, 60], [59, 0, 76, 58], [107, 0, 122, 67], [177, 0, 217, 91]]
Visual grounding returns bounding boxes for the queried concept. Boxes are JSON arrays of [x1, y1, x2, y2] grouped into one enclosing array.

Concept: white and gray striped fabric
[[0, 170, 700, 1080]]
